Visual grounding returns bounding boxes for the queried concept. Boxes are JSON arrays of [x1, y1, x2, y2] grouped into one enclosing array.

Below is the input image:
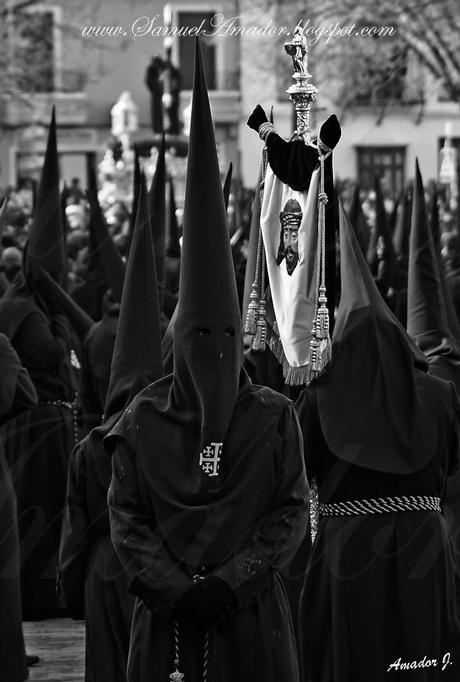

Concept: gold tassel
[[244, 281, 259, 335], [252, 298, 267, 351], [316, 285, 330, 340], [316, 285, 332, 370], [308, 303, 331, 383], [308, 317, 319, 383]]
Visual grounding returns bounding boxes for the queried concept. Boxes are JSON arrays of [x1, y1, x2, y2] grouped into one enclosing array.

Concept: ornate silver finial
[[284, 27, 318, 145]]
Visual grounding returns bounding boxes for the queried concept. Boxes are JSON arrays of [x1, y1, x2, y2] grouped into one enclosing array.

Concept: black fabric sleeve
[[213, 402, 309, 607], [108, 441, 194, 613]]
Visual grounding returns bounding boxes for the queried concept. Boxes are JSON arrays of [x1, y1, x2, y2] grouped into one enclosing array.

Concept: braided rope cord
[[202, 631, 210, 682], [320, 495, 442, 517], [169, 621, 184, 681], [40, 395, 79, 445]]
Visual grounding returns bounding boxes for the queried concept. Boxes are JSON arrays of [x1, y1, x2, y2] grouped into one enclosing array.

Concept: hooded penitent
[[63, 173, 164, 584], [172, 40, 243, 464], [407, 160, 460, 388], [314, 199, 437, 475], [148, 136, 166, 298], [105, 174, 163, 418], [58, 173, 163, 652], [27, 107, 66, 285]]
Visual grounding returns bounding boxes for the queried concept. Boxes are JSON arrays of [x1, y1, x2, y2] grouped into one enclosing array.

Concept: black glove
[[176, 576, 236, 628], [247, 104, 268, 132], [318, 114, 341, 150]]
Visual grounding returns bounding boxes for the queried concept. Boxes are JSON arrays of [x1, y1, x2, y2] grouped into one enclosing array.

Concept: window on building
[[13, 8, 55, 93], [357, 147, 406, 197], [176, 12, 216, 90]]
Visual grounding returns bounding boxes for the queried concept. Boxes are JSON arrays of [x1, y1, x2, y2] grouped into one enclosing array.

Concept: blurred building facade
[[0, 0, 240, 191], [0, 0, 459, 195]]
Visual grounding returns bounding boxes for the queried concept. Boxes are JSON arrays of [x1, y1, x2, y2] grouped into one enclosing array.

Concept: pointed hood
[[148, 136, 166, 293], [86, 189, 125, 303], [129, 147, 142, 240], [35, 265, 95, 339], [315, 199, 435, 475], [27, 107, 66, 284], [347, 185, 369, 255], [407, 160, 448, 339], [85, 167, 105, 277], [105, 175, 163, 419], [173, 38, 244, 459], [166, 175, 181, 258], [392, 185, 412, 259], [223, 161, 233, 211], [407, 160, 460, 389]]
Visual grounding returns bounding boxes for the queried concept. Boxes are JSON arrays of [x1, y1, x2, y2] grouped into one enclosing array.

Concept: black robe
[[0, 291, 79, 617], [0, 333, 38, 681], [106, 381, 308, 682], [59, 423, 133, 682], [297, 373, 460, 682]]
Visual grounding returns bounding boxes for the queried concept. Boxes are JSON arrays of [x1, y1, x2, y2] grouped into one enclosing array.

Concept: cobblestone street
[[23, 620, 85, 682]]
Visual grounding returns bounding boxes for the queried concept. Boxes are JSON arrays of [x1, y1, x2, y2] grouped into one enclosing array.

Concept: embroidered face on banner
[[276, 198, 303, 275]]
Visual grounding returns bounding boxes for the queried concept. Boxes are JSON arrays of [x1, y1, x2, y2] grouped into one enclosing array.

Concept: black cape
[[297, 375, 460, 682], [0, 281, 79, 617], [0, 334, 38, 680], [106, 378, 308, 682]]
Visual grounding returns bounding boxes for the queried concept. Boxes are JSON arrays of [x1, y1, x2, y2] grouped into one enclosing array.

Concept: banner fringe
[[268, 327, 310, 386]]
